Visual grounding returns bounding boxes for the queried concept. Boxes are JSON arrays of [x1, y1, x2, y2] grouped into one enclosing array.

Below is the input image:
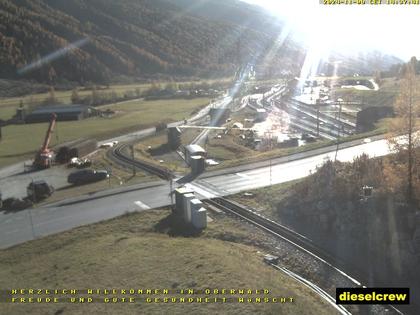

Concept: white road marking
[[183, 183, 217, 199], [134, 201, 151, 210], [235, 173, 251, 179]]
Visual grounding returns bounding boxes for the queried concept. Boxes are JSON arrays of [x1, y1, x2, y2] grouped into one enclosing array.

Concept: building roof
[[30, 105, 89, 115], [190, 199, 203, 205], [175, 187, 194, 195], [185, 144, 206, 154]]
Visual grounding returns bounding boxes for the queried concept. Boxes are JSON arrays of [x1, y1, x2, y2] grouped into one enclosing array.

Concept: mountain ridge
[[0, 0, 297, 84]]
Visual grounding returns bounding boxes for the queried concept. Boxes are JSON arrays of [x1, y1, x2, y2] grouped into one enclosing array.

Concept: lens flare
[[18, 38, 89, 75]]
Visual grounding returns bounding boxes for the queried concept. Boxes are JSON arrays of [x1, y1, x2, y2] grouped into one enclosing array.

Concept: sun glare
[[245, 0, 420, 60]]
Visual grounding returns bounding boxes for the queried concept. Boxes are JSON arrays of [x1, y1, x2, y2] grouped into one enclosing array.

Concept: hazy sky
[[243, 0, 420, 61]]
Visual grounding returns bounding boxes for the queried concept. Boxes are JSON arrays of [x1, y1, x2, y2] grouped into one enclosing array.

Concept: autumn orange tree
[[388, 56, 420, 205]]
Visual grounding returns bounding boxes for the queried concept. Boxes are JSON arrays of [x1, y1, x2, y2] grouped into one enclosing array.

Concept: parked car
[[68, 157, 92, 168], [27, 180, 54, 201], [2, 198, 33, 211], [100, 141, 118, 148], [68, 169, 109, 185]]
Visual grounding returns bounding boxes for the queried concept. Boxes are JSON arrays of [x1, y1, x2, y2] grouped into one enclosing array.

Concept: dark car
[[2, 198, 33, 211], [67, 169, 109, 185], [27, 180, 54, 201]]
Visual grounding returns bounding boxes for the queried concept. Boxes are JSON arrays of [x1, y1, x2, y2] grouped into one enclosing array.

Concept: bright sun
[[244, 0, 420, 60]]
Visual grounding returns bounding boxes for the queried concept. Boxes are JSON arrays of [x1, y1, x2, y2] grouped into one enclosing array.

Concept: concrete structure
[[167, 127, 182, 150], [174, 187, 194, 216], [184, 144, 206, 165], [189, 198, 203, 213], [25, 105, 91, 123], [182, 193, 196, 223], [192, 207, 207, 229], [190, 156, 205, 175], [174, 188, 207, 230], [188, 198, 207, 229]]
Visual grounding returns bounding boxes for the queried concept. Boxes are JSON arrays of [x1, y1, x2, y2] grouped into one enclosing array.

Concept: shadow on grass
[[148, 143, 172, 156], [153, 213, 203, 237]]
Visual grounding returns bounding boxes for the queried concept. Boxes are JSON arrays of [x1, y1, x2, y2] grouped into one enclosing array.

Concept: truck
[[33, 113, 57, 169]]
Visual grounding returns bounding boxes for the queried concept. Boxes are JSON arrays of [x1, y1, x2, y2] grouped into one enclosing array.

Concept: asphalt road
[[0, 165, 74, 199], [0, 136, 393, 249], [194, 137, 390, 196]]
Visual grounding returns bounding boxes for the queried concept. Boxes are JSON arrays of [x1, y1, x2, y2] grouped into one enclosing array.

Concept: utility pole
[[265, 130, 273, 186], [130, 144, 136, 176], [316, 102, 320, 137], [269, 153, 272, 186], [334, 102, 343, 162]]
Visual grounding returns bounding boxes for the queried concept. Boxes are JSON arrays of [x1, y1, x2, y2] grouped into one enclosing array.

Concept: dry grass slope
[[0, 209, 336, 315]]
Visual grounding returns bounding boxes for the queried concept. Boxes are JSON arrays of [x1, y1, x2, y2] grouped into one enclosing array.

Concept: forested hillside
[[0, 0, 300, 84]]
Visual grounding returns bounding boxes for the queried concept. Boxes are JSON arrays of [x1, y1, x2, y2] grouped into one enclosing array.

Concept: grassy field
[[0, 98, 210, 167], [229, 180, 302, 220], [331, 77, 400, 110], [0, 209, 336, 315], [132, 128, 210, 174], [132, 121, 387, 174], [208, 125, 387, 170], [205, 132, 255, 162], [132, 127, 256, 174], [0, 79, 231, 120], [133, 133, 190, 174]]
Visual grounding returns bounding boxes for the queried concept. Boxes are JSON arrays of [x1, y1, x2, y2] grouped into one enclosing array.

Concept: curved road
[[0, 135, 393, 249]]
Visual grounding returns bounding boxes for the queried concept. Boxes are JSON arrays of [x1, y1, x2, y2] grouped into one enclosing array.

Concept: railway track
[[108, 144, 173, 180], [205, 197, 405, 315], [206, 198, 356, 276], [269, 99, 356, 140], [286, 99, 356, 130]]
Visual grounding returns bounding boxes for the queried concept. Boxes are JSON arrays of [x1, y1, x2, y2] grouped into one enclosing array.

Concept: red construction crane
[[33, 113, 57, 169]]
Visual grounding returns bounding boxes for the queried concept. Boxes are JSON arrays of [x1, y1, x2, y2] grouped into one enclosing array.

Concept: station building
[[25, 105, 91, 123]]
